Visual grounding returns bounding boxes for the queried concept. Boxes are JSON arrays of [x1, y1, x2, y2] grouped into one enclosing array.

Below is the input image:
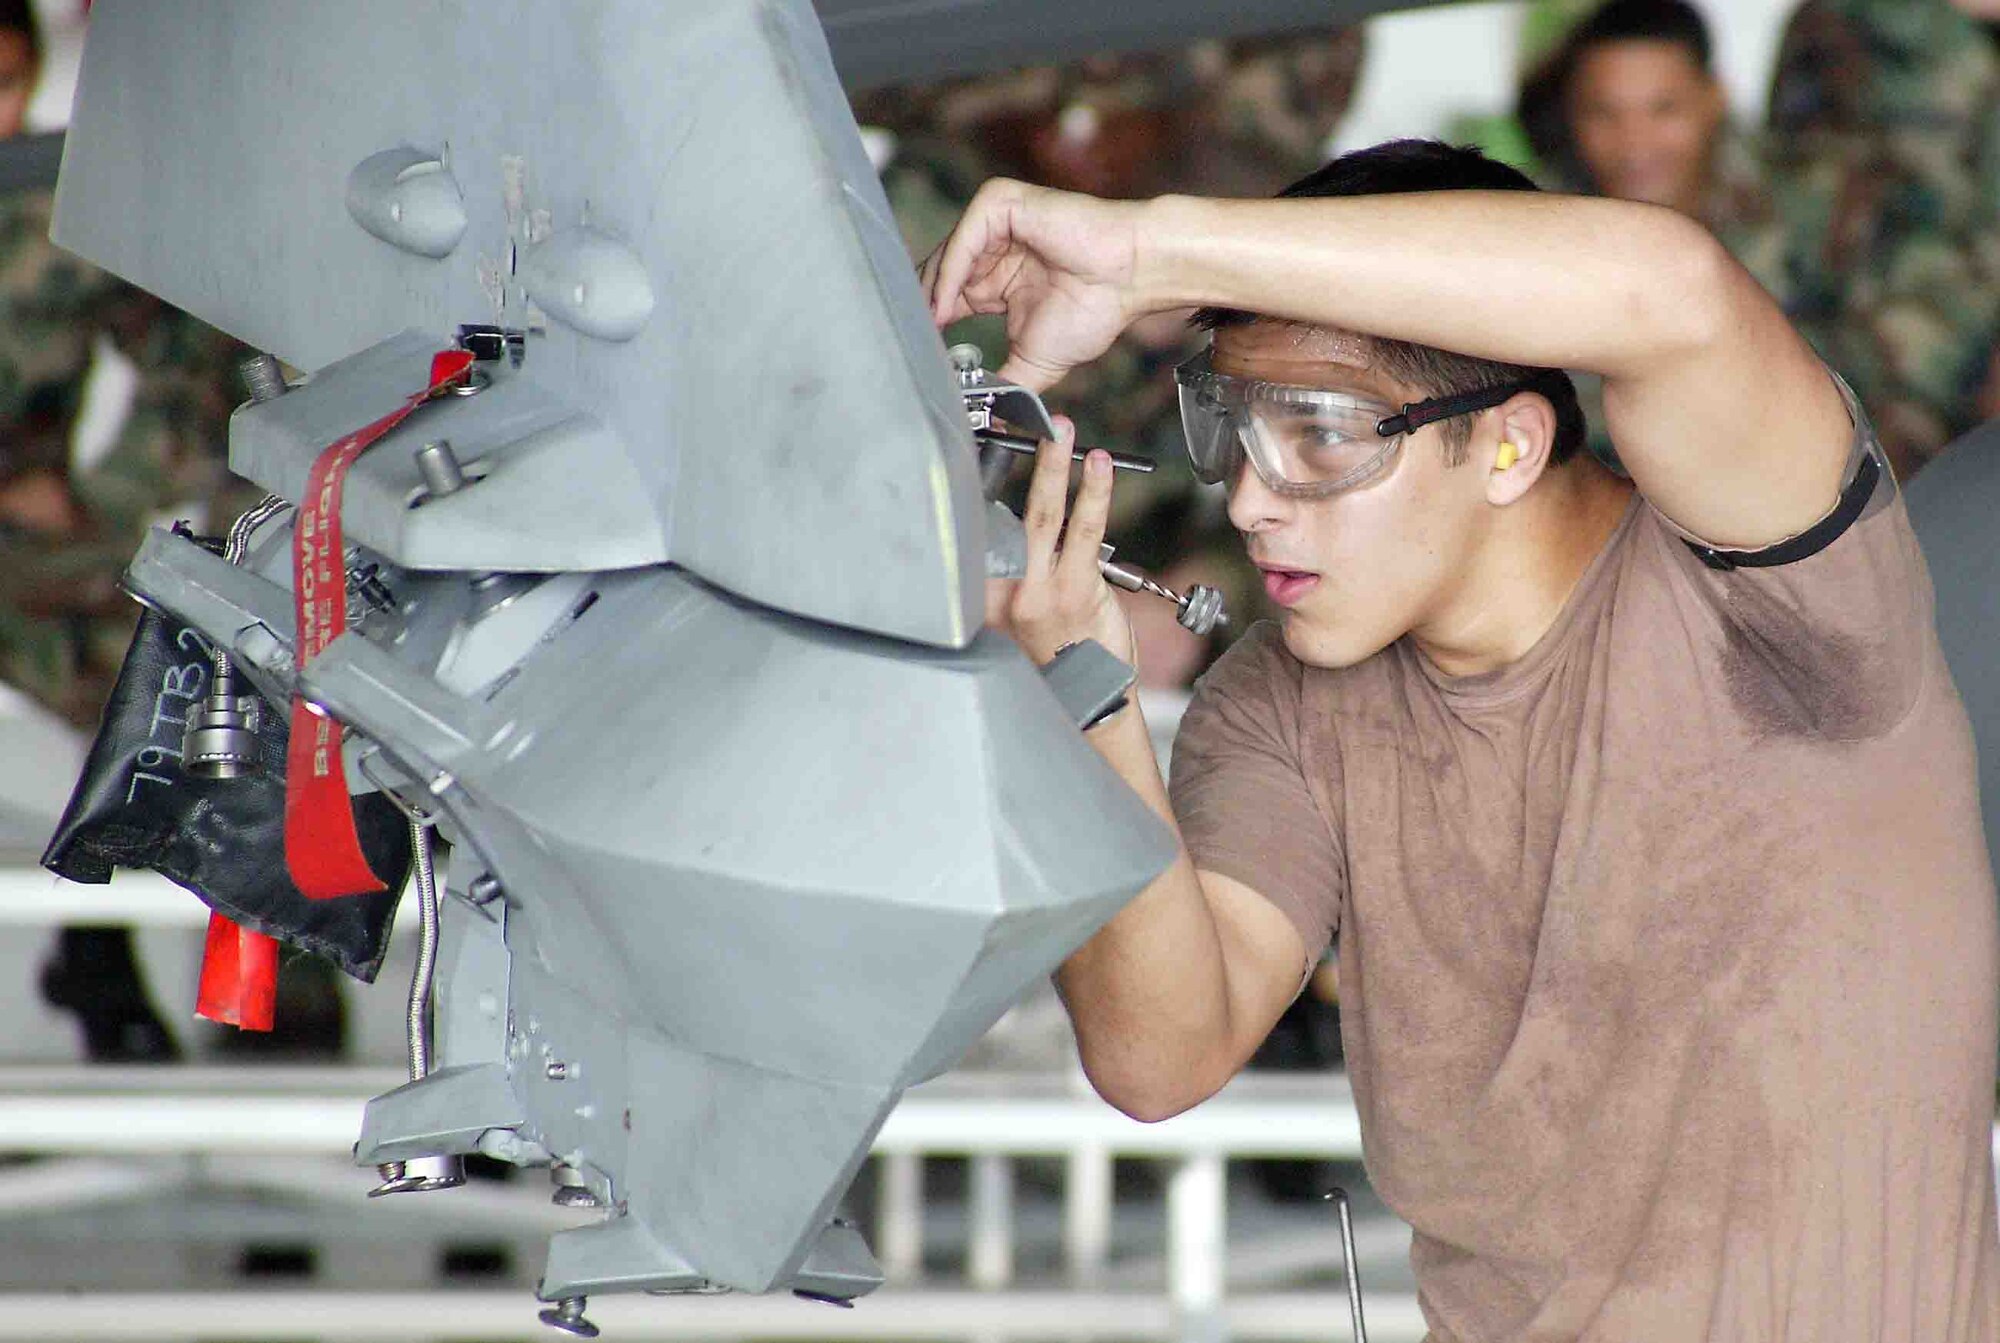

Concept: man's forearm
[[1137, 190, 1736, 381], [1053, 700, 1262, 1120]]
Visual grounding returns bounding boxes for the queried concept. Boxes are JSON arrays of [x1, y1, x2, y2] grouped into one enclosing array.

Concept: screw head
[[539, 1298, 600, 1338]]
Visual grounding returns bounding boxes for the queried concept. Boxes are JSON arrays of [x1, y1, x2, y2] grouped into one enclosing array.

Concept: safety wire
[[367, 796, 445, 1194], [405, 816, 440, 1081], [364, 759, 443, 1083], [213, 494, 294, 686]]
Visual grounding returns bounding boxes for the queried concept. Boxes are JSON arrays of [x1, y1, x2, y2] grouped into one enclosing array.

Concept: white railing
[[0, 1065, 1413, 1342], [0, 866, 1412, 1340]]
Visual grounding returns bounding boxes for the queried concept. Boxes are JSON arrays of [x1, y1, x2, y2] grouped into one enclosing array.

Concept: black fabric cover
[[42, 603, 407, 982]]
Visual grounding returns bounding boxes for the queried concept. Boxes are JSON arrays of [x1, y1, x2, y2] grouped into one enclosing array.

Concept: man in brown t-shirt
[[923, 139, 2000, 1340]]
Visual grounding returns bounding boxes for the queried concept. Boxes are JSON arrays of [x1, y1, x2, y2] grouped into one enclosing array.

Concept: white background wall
[[23, 0, 81, 132]]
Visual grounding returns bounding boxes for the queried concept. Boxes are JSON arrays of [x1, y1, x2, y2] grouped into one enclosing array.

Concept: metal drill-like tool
[[1098, 544, 1230, 637], [952, 342, 1230, 636]]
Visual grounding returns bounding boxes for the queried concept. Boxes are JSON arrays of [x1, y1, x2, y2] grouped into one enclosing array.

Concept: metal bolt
[[415, 439, 468, 498], [545, 1060, 569, 1081], [468, 874, 504, 906], [368, 1154, 466, 1197], [368, 1161, 407, 1196], [538, 1297, 599, 1339], [239, 353, 288, 403]]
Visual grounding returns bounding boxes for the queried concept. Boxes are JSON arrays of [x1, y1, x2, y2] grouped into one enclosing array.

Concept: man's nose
[[1226, 458, 1290, 533]]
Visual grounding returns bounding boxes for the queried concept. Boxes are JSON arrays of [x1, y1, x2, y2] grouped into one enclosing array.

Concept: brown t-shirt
[[1171, 426, 2000, 1341]]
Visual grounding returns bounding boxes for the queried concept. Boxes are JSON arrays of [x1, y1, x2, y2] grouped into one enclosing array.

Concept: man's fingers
[[931, 179, 1021, 325], [919, 243, 974, 326], [1057, 449, 1114, 591], [1020, 415, 1077, 581]]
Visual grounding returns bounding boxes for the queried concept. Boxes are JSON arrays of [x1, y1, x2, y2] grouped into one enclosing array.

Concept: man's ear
[[1485, 390, 1559, 508]]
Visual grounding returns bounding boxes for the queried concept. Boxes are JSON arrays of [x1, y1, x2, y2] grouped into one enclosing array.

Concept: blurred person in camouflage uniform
[[0, 0, 264, 1061], [1768, 0, 2000, 446], [859, 27, 1366, 691], [0, 1, 250, 726], [1519, 0, 1999, 478]]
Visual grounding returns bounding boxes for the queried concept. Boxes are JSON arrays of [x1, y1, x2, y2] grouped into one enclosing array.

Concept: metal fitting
[[369, 1154, 467, 1197], [457, 323, 526, 366], [1176, 583, 1228, 637], [948, 342, 986, 387], [186, 494, 291, 783], [182, 664, 261, 779], [551, 1165, 601, 1209], [415, 439, 468, 498], [538, 1297, 600, 1339], [1328, 1187, 1368, 1343]]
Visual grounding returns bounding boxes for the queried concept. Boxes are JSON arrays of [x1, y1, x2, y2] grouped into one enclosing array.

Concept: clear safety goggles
[[1174, 348, 1563, 499]]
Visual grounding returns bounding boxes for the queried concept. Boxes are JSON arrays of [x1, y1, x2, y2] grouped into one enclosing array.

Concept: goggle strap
[[1376, 369, 1568, 438]]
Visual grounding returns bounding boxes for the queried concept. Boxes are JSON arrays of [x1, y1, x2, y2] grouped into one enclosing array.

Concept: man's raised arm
[[929, 180, 1855, 547]]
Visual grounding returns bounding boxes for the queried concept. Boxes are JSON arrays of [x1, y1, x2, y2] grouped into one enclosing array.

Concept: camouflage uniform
[[1768, 0, 2000, 472], [1179, 27, 1367, 197], [0, 188, 249, 726]]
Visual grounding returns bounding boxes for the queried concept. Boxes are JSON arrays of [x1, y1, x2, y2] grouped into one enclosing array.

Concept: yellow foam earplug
[[1494, 442, 1520, 471]]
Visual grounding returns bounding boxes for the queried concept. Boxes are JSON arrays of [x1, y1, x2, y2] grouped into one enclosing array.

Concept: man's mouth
[[1258, 565, 1320, 608]]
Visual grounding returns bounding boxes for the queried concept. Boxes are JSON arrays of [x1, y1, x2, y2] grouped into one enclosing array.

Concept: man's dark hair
[[1191, 139, 1587, 468], [0, 0, 41, 65], [1519, 1, 1714, 177], [1565, 0, 1712, 74]]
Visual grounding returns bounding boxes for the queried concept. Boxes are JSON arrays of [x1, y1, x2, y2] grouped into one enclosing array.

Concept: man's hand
[[986, 415, 1137, 668], [920, 179, 1151, 392]]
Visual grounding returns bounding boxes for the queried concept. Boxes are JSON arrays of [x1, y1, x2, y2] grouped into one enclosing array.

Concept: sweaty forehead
[[1210, 321, 1400, 400]]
